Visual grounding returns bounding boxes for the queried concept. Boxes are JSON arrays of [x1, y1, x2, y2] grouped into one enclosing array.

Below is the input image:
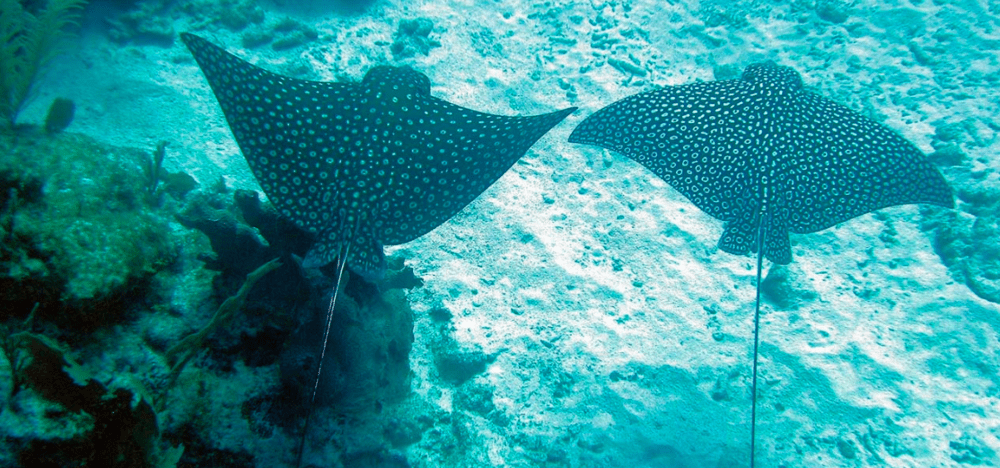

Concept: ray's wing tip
[[929, 176, 956, 209], [558, 106, 579, 117], [566, 114, 586, 143], [935, 194, 956, 209], [566, 107, 609, 145], [179, 32, 198, 46], [566, 127, 584, 144], [768, 252, 793, 265], [566, 120, 598, 145], [544, 106, 578, 124], [180, 32, 214, 55], [529, 106, 578, 133]]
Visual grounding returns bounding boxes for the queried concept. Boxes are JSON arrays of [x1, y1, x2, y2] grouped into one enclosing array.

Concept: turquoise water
[[0, 1, 998, 467]]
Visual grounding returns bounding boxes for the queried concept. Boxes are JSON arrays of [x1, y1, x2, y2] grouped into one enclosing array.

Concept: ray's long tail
[[749, 223, 765, 468], [295, 246, 351, 468]]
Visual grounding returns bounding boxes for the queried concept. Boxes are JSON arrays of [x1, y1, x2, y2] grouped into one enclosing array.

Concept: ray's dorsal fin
[[181, 32, 576, 467], [569, 61, 954, 468]]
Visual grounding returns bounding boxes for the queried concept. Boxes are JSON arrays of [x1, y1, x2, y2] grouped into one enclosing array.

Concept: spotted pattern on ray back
[[569, 61, 953, 264], [182, 33, 575, 279]]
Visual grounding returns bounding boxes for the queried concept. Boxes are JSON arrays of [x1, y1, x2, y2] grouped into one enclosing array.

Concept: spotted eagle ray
[[181, 33, 575, 467], [568, 61, 953, 467]]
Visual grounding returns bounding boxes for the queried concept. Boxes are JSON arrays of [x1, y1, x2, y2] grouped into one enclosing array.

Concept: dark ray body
[[182, 33, 575, 280], [182, 33, 575, 468], [569, 61, 953, 467]]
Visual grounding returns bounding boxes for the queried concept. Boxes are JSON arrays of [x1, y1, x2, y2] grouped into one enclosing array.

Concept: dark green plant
[[142, 141, 167, 195], [0, 0, 87, 128], [0, 303, 37, 407]]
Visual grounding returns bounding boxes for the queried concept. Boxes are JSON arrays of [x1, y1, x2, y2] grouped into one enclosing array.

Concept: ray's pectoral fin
[[301, 233, 339, 271], [303, 225, 387, 281], [757, 192, 793, 265], [718, 187, 758, 257], [718, 212, 792, 265], [761, 216, 791, 266], [348, 234, 387, 281], [718, 221, 753, 257]]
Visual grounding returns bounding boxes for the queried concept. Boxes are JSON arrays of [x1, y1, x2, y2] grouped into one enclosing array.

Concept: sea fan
[[0, 0, 87, 128]]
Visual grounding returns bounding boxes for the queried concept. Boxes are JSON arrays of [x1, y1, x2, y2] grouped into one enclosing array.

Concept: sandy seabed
[[14, 0, 1000, 466]]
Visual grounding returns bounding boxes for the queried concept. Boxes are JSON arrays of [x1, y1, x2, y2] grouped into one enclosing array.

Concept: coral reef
[[105, 0, 175, 45], [391, 18, 440, 59], [180, 0, 265, 33], [0, 126, 425, 466], [106, 0, 267, 45], [0, 130, 179, 329], [238, 16, 318, 50], [1, 329, 180, 468]]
